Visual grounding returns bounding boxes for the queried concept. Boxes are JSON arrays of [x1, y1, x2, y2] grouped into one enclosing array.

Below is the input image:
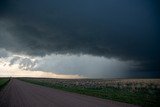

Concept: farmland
[[19, 78, 160, 107], [0, 78, 10, 90]]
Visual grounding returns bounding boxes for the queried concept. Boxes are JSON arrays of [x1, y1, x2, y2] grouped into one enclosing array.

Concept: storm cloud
[[0, 48, 9, 58], [0, 0, 160, 74], [9, 56, 37, 70]]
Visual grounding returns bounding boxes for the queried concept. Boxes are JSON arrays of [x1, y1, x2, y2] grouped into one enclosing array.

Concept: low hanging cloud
[[9, 56, 38, 70], [0, 49, 139, 78], [9, 56, 21, 66], [0, 48, 159, 78], [0, 48, 9, 58], [19, 58, 38, 70], [32, 54, 137, 78], [0, 0, 160, 75]]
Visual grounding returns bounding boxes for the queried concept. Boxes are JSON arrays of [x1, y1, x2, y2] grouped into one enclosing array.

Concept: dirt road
[[0, 79, 139, 107]]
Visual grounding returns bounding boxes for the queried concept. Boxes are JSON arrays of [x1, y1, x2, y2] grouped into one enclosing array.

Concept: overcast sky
[[0, 0, 160, 78]]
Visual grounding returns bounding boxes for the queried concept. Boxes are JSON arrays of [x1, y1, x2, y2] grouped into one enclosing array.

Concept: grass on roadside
[[0, 78, 10, 90]]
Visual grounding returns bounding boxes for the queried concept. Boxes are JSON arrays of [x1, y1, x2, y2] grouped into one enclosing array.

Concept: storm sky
[[0, 0, 160, 78]]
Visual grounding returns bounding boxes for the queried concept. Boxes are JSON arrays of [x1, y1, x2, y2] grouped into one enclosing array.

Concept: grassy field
[[19, 78, 160, 107], [0, 78, 10, 90]]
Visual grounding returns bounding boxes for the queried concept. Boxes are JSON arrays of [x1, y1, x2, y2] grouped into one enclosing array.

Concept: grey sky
[[0, 0, 160, 78]]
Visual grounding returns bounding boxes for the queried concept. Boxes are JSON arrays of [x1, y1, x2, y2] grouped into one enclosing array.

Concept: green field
[[0, 78, 10, 90], [19, 78, 160, 107]]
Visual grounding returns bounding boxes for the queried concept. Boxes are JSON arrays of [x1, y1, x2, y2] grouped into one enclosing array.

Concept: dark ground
[[0, 79, 139, 107]]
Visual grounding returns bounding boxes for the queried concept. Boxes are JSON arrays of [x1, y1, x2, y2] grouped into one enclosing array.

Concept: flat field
[[19, 78, 160, 107]]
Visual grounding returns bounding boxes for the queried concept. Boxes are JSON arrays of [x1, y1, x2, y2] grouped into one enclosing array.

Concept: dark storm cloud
[[0, 0, 160, 71], [0, 0, 10, 13]]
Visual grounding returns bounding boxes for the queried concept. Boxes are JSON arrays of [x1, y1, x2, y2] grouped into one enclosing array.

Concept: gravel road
[[0, 79, 139, 107]]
